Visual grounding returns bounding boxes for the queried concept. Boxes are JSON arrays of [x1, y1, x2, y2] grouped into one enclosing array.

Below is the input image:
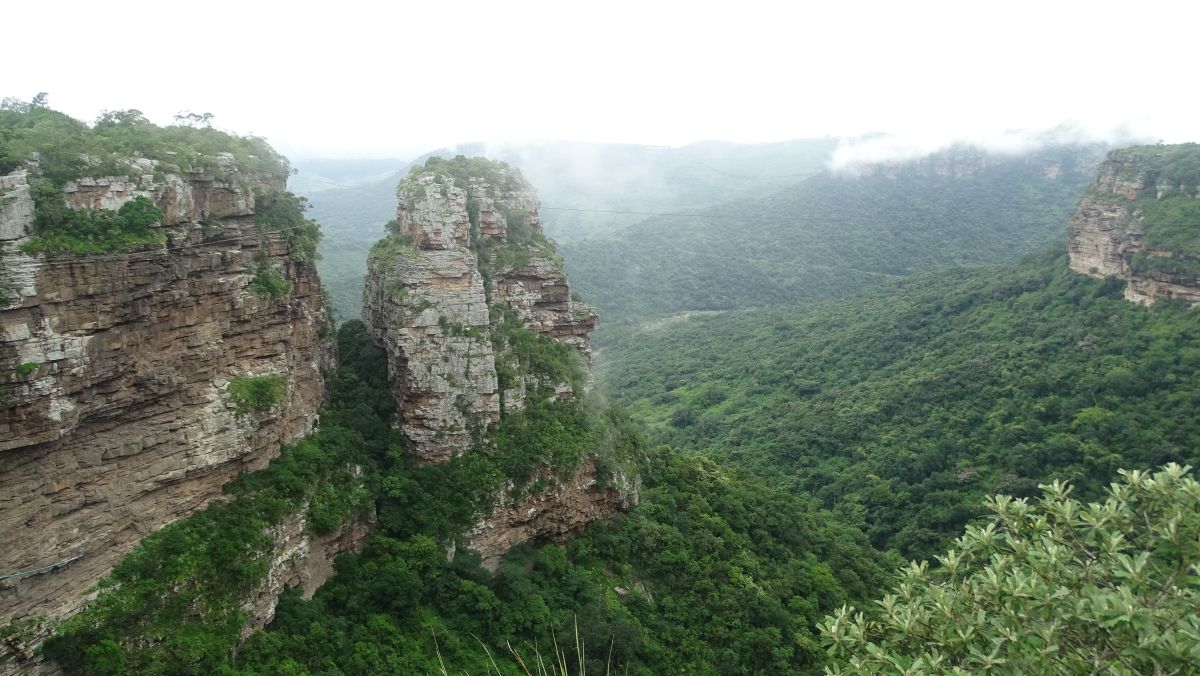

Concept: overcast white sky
[[5, 0, 1197, 160]]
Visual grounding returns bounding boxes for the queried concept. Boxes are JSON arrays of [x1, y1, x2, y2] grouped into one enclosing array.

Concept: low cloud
[[828, 122, 1159, 174]]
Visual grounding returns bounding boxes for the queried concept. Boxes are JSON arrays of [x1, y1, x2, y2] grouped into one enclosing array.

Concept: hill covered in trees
[[601, 250, 1200, 560], [565, 145, 1103, 331]]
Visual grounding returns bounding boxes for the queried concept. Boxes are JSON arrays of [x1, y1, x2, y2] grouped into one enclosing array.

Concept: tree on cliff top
[[406, 155, 530, 193], [0, 97, 291, 184], [820, 463, 1200, 674]]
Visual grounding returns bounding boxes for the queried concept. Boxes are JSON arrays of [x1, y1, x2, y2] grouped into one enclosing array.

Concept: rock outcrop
[[465, 455, 637, 571], [362, 167, 599, 462], [241, 504, 374, 638], [0, 163, 333, 637], [363, 158, 632, 566], [1068, 144, 1200, 305]]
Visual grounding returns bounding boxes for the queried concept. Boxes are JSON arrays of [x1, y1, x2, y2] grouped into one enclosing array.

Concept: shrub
[[247, 257, 291, 299], [254, 190, 321, 262], [820, 463, 1200, 674], [227, 375, 287, 416], [21, 186, 164, 255]]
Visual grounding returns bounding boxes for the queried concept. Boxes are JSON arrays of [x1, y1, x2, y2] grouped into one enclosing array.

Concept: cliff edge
[[1069, 144, 1200, 305], [0, 108, 335, 649]]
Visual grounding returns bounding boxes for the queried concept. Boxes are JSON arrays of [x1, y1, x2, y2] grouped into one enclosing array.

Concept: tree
[[820, 463, 1200, 674], [94, 109, 149, 128], [173, 111, 214, 128]]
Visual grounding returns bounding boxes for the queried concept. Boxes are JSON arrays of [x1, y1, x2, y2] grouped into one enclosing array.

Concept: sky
[[6, 0, 1198, 160]]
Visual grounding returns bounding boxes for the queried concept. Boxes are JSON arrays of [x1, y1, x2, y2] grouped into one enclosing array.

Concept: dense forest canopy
[[601, 250, 1200, 560]]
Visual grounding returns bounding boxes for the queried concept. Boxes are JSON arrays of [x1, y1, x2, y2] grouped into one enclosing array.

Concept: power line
[[539, 206, 831, 223]]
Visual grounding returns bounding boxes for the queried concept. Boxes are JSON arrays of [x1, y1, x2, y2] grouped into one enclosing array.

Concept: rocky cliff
[[1068, 144, 1200, 305], [362, 157, 633, 566], [0, 157, 334, 643]]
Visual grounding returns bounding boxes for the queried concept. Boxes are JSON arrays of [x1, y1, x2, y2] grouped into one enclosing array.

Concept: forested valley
[[3, 98, 1198, 674]]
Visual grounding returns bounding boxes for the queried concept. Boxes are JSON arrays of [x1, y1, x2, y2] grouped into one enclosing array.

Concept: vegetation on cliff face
[[227, 375, 288, 416], [42, 323, 384, 674], [412, 155, 529, 193], [19, 191, 165, 254], [822, 464, 1200, 674], [1104, 144, 1200, 279], [236, 448, 891, 676], [602, 250, 1200, 561]]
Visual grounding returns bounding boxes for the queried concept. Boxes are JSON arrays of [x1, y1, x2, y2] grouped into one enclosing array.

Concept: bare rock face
[[362, 242, 498, 463], [0, 166, 333, 632], [1068, 145, 1200, 305], [363, 166, 596, 462], [494, 257, 597, 359], [363, 159, 629, 566], [465, 455, 637, 571]]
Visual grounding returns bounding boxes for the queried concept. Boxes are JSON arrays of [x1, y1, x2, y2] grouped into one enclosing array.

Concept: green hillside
[[565, 146, 1102, 330], [304, 168, 408, 319], [601, 251, 1200, 560]]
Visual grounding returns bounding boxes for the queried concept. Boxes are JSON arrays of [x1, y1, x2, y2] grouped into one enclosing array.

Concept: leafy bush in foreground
[[821, 463, 1200, 674]]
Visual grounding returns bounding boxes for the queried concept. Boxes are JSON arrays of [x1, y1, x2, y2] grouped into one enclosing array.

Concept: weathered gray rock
[[0, 167, 333, 636], [363, 160, 631, 568], [493, 256, 597, 359], [362, 244, 499, 463], [0, 171, 34, 242]]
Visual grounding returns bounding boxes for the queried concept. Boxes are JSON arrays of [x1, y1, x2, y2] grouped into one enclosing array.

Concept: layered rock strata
[[362, 170, 598, 462], [1068, 145, 1200, 305], [363, 160, 632, 566], [0, 165, 333, 635]]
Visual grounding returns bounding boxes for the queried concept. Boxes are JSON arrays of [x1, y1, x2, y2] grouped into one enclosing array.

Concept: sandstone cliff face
[[362, 170, 598, 462], [1068, 145, 1200, 305], [363, 160, 631, 566], [0, 165, 333, 632]]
